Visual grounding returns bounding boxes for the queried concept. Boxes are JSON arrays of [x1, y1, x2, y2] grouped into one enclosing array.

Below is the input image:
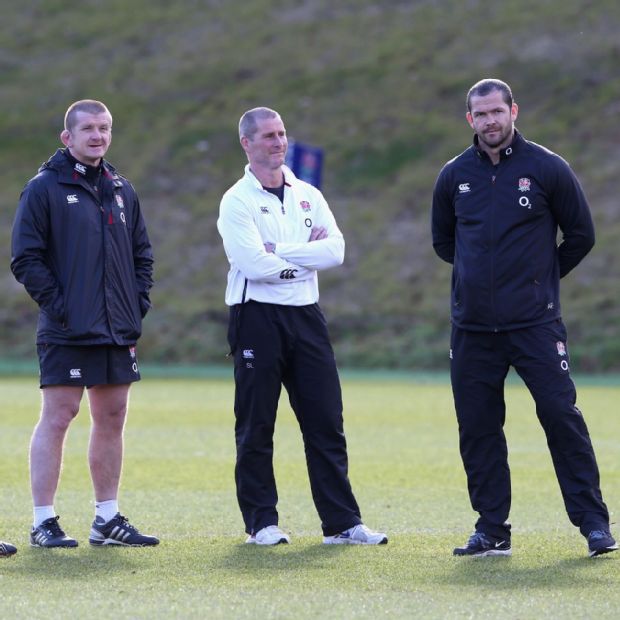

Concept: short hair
[[239, 107, 280, 140], [466, 79, 513, 112], [64, 99, 111, 131]]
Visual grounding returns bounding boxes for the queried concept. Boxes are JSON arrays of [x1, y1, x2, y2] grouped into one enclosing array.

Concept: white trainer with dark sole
[[323, 524, 388, 545], [245, 525, 290, 545]]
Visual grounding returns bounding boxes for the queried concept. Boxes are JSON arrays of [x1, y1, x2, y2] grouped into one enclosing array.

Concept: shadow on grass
[[5, 546, 156, 579], [216, 543, 351, 573], [444, 554, 617, 588]]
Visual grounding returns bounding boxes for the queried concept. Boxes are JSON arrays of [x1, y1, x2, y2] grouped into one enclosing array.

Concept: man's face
[[241, 115, 287, 171], [466, 90, 518, 151], [61, 111, 112, 166]]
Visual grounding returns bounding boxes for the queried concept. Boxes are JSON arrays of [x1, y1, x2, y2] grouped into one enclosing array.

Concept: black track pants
[[450, 320, 609, 539], [228, 301, 362, 536]]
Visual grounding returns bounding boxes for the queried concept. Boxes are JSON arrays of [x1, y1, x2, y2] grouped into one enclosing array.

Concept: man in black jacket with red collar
[[11, 100, 158, 549], [432, 79, 617, 558]]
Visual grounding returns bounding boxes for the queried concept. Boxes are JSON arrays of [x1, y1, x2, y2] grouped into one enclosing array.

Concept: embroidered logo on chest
[[518, 178, 531, 192]]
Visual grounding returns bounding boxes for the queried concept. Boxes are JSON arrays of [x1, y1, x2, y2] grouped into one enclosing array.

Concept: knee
[[94, 404, 128, 432], [236, 421, 274, 450], [40, 403, 80, 434]]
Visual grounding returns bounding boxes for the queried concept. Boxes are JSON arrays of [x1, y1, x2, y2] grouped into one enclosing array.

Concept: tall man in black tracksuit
[[432, 79, 617, 558], [11, 100, 159, 549]]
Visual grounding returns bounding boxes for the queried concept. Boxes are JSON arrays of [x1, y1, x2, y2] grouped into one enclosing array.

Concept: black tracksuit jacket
[[11, 149, 153, 346], [431, 130, 595, 332]]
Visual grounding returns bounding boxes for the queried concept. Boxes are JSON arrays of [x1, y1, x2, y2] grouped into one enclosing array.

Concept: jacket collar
[[243, 163, 295, 190], [40, 149, 123, 188], [473, 128, 525, 162]]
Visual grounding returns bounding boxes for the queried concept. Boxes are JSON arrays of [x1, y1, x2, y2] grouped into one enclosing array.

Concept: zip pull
[[492, 175, 496, 184]]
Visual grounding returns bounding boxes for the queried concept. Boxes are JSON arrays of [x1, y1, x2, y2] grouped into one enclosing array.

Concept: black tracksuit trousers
[[450, 320, 610, 540], [228, 300, 362, 536]]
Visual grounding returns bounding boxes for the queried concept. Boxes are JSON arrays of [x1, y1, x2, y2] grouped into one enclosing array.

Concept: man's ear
[[511, 102, 519, 123], [60, 129, 71, 147]]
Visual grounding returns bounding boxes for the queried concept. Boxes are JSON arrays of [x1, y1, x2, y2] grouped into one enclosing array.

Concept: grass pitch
[[0, 373, 618, 619]]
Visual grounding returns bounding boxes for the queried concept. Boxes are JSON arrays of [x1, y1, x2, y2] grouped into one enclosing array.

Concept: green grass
[[0, 375, 619, 619]]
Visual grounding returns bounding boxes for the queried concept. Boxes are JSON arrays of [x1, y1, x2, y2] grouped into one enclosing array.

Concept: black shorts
[[37, 344, 141, 388]]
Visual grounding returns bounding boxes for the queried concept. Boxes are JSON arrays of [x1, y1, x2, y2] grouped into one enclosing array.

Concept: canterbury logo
[[279, 269, 298, 280], [458, 183, 470, 193], [67, 194, 79, 204], [69, 368, 82, 378]]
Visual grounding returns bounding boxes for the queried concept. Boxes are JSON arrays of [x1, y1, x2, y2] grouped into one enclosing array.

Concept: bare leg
[[30, 386, 84, 506], [87, 384, 130, 502]]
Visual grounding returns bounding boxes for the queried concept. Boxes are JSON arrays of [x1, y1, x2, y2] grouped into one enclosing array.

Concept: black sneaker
[[30, 516, 78, 548], [89, 513, 159, 547], [587, 530, 618, 557], [453, 531, 511, 557], [0, 541, 17, 557]]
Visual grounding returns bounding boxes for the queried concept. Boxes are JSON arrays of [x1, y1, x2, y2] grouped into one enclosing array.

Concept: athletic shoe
[[323, 524, 388, 545], [453, 531, 511, 557], [89, 513, 159, 547], [587, 530, 618, 557], [245, 525, 290, 545], [0, 541, 17, 557], [30, 516, 78, 548]]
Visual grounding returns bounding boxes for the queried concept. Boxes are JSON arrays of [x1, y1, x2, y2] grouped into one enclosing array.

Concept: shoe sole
[[89, 539, 159, 547], [245, 538, 289, 545], [323, 537, 388, 545], [29, 541, 78, 548], [453, 549, 512, 557], [589, 545, 618, 558]]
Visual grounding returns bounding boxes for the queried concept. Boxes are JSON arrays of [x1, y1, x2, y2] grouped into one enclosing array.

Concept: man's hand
[[309, 226, 327, 241]]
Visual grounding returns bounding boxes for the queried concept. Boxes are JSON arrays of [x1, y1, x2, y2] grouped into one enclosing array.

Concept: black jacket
[[11, 149, 154, 345], [431, 130, 594, 332]]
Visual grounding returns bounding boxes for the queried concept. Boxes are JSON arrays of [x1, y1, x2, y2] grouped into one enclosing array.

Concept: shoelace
[[468, 531, 489, 546], [42, 516, 65, 537], [115, 515, 138, 532]]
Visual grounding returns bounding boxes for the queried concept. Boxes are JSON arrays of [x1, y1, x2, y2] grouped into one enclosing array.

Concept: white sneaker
[[245, 525, 290, 545], [323, 524, 388, 545]]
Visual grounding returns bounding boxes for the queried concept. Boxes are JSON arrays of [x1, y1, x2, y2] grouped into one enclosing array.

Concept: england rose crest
[[300, 200, 311, 212], [518, 178, 531, 192]]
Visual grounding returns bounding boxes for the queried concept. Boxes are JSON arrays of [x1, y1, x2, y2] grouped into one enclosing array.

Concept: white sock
[[95, 499, 119, 524], [33, 505, 56, 528]]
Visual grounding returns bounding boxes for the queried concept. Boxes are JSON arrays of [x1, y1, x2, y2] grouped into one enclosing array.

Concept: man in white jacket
[[218, 107, 387, 546]]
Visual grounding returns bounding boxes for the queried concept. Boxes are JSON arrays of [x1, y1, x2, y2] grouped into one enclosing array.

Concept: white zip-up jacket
[[218, 164, 344, 306]]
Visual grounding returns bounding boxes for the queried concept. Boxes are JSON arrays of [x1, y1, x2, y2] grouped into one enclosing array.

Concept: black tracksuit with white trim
[[218, 165, 362, 536], [432, 130, 610, 539], [11, 149, 153, 346]]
